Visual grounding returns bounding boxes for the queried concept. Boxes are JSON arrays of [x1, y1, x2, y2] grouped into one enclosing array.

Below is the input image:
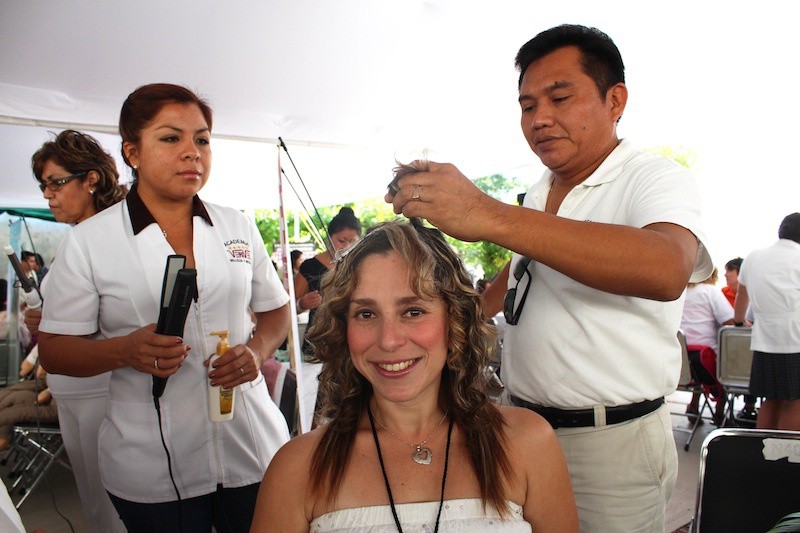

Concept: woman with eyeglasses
[[252, 220, 577, 532], [37, 84, 291, 532], [28, 129, 128, 532]]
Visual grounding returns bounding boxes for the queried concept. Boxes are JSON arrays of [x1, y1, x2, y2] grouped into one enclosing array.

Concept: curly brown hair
[[306, 219, 512, 515], [31, 130, 127, 212]]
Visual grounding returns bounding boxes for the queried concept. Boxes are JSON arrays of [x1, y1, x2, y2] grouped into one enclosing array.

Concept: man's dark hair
[[515, 24, 625, 97], [725, 257, 743, 273], [20, 251, 35, 262], [778, 213, 800, 244]]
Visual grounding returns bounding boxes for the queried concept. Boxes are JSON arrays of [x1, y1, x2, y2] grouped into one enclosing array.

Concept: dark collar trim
[[126, 183, 213, 235]]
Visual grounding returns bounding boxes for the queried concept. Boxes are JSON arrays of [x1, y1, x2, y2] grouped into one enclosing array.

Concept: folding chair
[[692, 428, 800, 532], [717, 326, 754, 426], [3, 422, 70, 509], [270, 364, 298, 436], [674, 330, 714, 451]]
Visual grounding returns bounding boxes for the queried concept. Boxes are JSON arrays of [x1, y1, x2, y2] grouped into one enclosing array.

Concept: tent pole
[[278, 144, 309, 434]]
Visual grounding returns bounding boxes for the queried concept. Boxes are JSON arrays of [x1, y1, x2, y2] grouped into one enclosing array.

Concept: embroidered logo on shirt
[[225, 239, 252, 264]]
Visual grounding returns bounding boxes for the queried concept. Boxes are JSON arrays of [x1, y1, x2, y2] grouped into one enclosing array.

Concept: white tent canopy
[[2, 0, 799, 261]]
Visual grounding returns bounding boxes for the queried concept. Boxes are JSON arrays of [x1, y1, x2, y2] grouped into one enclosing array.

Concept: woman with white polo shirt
[[38, 84, 291, 532], [29, 129, 128, 533]]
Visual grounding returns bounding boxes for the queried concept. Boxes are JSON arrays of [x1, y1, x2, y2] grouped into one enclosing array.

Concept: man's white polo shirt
[[502, 139, 713, 408]]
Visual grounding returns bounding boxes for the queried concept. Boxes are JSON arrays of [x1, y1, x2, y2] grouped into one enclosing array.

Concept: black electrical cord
[[154, 396, 183, 532], [280, 167, 326, 248], [278, 138, 336, 261]]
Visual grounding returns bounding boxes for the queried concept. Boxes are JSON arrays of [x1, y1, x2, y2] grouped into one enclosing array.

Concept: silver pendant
[[412, 446, 432, 465]]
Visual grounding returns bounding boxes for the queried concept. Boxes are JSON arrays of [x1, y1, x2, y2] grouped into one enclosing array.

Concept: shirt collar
[[126, 182, 213, 235]]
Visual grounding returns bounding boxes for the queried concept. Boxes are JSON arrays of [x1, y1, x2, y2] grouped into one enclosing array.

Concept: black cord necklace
[[367, 407, 454, 533]]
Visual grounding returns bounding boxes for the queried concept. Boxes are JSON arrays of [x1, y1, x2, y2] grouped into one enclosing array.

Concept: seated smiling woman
[[251, 219, 578, 532]]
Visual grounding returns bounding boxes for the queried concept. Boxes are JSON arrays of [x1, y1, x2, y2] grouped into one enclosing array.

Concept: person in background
[[290, 249, 303, 276], [722, 257, 743, 307], [32, 253, 48, 280], [476, 278, 492, 294], [27, 129, 128, 533], [18, 251, 38, 285], [38, 84, 291, 532], [734, 213, 800, 431], [386, 24, 712, 531], [294, 206, 362, 353], [680, 268, 733, 425], [721, 256, 758, 419], [252, 220, 577, 532], [0, 351, 57, 452]]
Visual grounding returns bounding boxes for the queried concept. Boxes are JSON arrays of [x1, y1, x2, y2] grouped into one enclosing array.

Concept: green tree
[[644, 145, 697, 169], [253, 173, 526, 281], [444, 174, 525, 280]]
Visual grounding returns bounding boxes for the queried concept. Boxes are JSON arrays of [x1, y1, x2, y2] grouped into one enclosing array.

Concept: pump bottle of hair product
[[209, 330, 235, 422]]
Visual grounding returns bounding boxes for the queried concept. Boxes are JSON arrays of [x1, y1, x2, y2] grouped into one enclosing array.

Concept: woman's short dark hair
[[119, 83, 213, 179], [725, 257, 743, 273], [515, 24, 625, 97], [779, 213, 800, 244], [32, 130, 127, 213], [327, 206, 362, 236]]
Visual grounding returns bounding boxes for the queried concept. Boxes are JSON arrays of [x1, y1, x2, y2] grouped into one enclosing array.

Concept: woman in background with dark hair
[[32, 130, 127, 225], [38, 84, 291, 532], [253, 220, 577, 532], [28, 129, 127, 532], [294, 206, 362, 352]]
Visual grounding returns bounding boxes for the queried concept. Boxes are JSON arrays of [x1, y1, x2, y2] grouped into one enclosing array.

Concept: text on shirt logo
[[225, 239, 252, 264]]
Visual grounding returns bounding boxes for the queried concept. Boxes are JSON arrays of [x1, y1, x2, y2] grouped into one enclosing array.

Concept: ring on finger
[[412, 185, 421, 200], [155, 357, 159, 370]]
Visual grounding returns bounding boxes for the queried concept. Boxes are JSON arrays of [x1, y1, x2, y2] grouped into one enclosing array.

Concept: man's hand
[[385, 161, 502, 242]]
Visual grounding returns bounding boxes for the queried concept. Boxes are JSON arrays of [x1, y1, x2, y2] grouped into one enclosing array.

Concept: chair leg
[[6, 427, 69, 510]]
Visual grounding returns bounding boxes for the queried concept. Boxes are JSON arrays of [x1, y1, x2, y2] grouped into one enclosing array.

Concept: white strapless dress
[[310, 498, 531, 532]]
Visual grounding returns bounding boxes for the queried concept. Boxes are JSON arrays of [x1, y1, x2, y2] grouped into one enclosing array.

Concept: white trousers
[[56, 396, 126, 533], [555, 404, 678, 532]]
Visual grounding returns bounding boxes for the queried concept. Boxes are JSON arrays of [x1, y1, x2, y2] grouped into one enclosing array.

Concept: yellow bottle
[[209, 330, 235, 422]]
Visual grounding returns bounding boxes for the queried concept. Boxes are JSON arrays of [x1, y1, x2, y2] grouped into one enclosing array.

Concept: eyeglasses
[[38, 172, 87, 193], [503, 257, 533, 326]]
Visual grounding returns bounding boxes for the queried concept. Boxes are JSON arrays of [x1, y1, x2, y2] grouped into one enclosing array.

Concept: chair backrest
[[693, 428, 800, 532], [677, 330, 693, 388], [717, 326, 753, 393], [279, 368, 298, 435]]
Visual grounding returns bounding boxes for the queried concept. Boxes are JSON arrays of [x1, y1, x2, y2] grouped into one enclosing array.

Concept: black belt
[[510, 396, 665, 429]]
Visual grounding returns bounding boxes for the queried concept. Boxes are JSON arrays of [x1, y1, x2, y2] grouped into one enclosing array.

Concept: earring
[[89, 188, 95, 195], [133, 164, 138, 170]]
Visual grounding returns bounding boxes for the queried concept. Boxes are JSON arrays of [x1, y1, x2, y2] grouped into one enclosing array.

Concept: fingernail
[[209, 372, 216, 379], [176, 338, 183, 345]]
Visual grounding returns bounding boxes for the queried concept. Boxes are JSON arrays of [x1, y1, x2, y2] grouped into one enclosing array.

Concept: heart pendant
[[412, 446, 432, 465]]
